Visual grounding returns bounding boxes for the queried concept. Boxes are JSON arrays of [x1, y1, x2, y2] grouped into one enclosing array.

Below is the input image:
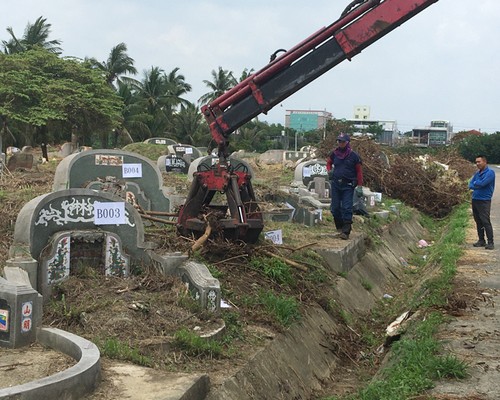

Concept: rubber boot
[[334, 217, 343, 232], [340, 221, 352, 240]]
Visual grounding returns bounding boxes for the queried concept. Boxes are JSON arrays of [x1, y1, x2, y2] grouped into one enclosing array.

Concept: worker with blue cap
[[326, 133, 364, 239]]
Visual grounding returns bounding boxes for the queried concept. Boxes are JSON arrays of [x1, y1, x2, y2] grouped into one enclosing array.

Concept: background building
[[285, 110, 332, 132], [347, 105, 398, 146], [410, 120, 453, 147]]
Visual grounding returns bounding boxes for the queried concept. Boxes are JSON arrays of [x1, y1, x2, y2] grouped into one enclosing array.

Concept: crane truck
[[177, 0, 439, 243]]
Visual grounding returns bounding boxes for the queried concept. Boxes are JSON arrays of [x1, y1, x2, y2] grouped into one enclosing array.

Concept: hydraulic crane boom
[[203, 0, 438, 158], [177, 0, 439, 243]]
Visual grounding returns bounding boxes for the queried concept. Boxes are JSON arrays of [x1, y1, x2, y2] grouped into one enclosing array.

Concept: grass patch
[[173, 328, 223, 358], [325, 203, 470, 400], [258, 290, 300, 327], [250, 256, 294, 285], [326, 313, 466, 400], [97, 337, 152, 366], [360, 278, 373, 291], [416, 203, 469, 308]]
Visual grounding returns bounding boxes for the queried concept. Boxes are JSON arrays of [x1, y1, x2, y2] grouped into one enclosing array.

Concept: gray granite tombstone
[[7, 188, 222, 312], [52, 149, 172, 212], [167, 144, 202, 164], [144, 137, 178, 146], [0, 277, 41, 348], [6, 152, 34, 172], [293, 159, 328, 188], [8, 188, 150, 300], [157, 154, 190, 174], [59, 142, 74, 158]]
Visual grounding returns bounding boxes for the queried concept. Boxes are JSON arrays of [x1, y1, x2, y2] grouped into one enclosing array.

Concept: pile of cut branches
[[320, 136, 473, 217]]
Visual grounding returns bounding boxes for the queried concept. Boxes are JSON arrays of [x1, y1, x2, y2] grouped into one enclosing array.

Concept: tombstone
[[8, 189, 149, 301], [144, 137, 178, 146], [259, 149, 286, 165], [167, 144, 202, 164], [0, 276, 41, 348], [293, 159, 329, 188], [157, 154, 189, 174], [59, 142, 74, 158], [6, 152, 35, 171], [284, 150, 310, 163], [6, 146, 20, 156], [52, 149, 171, 213], [7, 188, 222, 312]]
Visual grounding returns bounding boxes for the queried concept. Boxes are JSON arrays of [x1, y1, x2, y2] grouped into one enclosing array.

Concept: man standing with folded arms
[[469, 155, 495, 250]]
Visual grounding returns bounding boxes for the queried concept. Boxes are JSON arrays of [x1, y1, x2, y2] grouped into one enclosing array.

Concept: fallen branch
[[139, 213, 177, 225], [141, 210, 178, 217], [291, 242, 318, 252], [261, 249, 308, 272], [213, 254, 249, 265], [190, 223, 212, 253]]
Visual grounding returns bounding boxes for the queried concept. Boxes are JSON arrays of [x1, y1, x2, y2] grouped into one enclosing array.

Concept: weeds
[[97, 337, 152, 366], [326, 203, 470, 400], [250, 256, 294, 285], [360, 278, 373, 291], [173, 328, 223, 358], [258, 290, 300, 327]]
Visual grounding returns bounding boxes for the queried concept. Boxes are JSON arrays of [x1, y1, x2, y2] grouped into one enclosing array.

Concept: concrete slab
[[105, 363, 209, 400]]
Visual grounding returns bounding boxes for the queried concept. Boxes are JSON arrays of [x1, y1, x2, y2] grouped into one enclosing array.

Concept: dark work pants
[[472, 199, 494, 244], [330, 179, 354, 234]]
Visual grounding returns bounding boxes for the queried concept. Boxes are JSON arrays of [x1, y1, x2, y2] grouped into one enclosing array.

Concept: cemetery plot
[[53, 149, 172, 213]]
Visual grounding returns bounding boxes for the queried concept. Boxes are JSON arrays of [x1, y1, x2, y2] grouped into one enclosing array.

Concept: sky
[[2, 0, 500, 134]]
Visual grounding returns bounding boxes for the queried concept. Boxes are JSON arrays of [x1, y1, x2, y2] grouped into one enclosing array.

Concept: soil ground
[[1, 152, 499, 400]]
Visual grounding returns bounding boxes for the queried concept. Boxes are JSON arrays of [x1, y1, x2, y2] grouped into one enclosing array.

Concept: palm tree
[[171, 102, 207, 145], [114, 82, 150, 143], [239, 68, 255, 82], [121, 66, 190, 138], [86, 42, 137, 86], [2, 16, 62, 54], [198, 67, 237, 105], [164, 67, 192, 107]]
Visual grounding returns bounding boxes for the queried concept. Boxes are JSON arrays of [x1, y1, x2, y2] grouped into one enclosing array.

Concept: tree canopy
[[0, 48, 123, 146]]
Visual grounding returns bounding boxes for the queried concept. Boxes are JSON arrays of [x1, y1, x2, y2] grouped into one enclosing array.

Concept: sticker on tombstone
[[122, 163, 142, 178], [47, 235, 71, 284], [105, 235, 129, 276], [94, 202, 126, 225], [165, 155, 189, 173], [95, 154, 123, 166], [0, 308, 9, 332], [21, 301, 33, 333]]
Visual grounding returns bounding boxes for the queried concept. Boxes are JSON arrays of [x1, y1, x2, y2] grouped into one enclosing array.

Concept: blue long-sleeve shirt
[[469, 166, 495, 200]]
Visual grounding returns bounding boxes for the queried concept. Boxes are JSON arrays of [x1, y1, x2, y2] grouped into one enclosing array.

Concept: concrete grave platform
[[0, 327, 101, 400]]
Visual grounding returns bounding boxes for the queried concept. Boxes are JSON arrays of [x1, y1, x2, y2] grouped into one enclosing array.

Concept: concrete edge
[[0, 327, 101, 400], [179, 374, 211, 400]]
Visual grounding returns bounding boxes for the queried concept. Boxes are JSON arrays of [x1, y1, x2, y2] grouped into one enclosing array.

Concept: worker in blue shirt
[[469, 155, 496, 250], [326, 133, 363, 240]]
